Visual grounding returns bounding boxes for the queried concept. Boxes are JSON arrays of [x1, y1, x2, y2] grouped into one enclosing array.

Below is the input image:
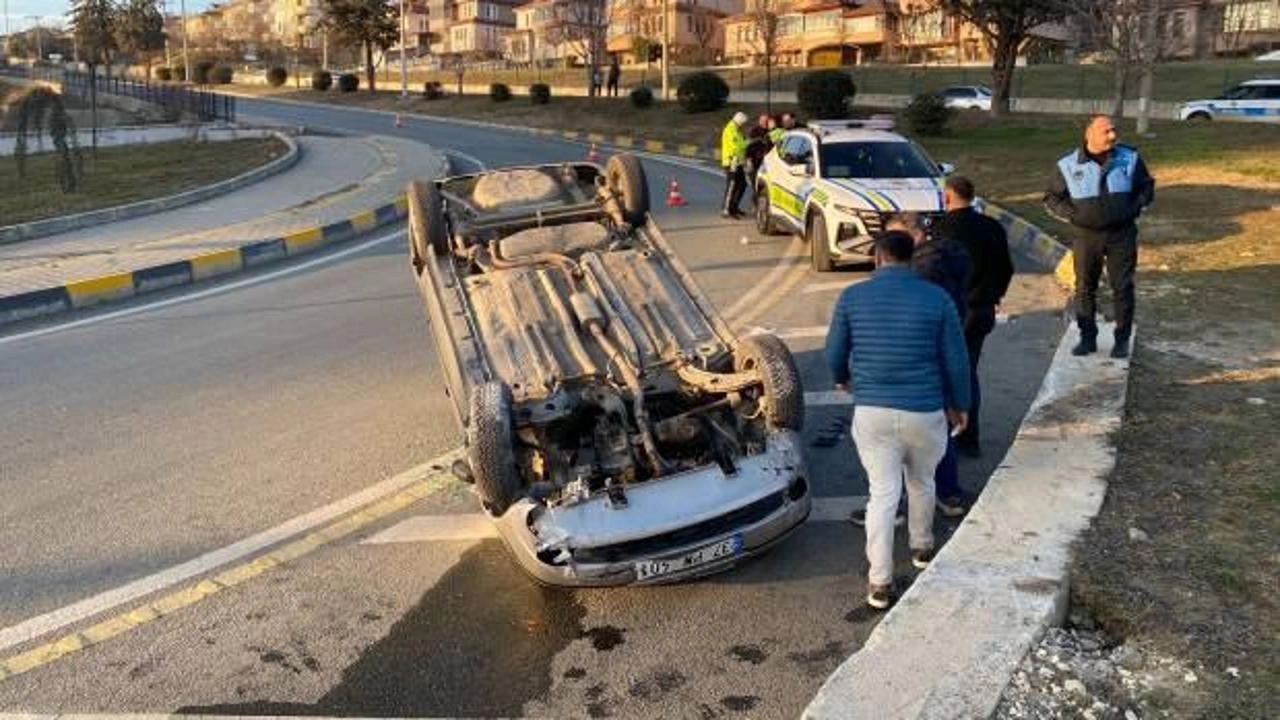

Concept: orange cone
[[587, 143, 601, 163], [666, 178, 687, 208]]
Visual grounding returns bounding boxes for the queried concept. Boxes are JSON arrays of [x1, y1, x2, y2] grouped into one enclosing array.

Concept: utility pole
[[180, 0, 190, 83], [400, 0, 408, 98], [660, 0, 670, 100]]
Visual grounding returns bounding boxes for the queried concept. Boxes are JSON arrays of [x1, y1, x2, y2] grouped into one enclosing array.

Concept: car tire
[[605, 154, 650, 226], [467, 382, 523, 517], [808, 212, 833, 272], [755, 185, 778, 235], [735, 334, 804, 432], [408, 179, 450, 266], [1187, 111, 1212, 122]]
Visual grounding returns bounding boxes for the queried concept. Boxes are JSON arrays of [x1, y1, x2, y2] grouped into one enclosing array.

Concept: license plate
[[634, 535, 743, 582]]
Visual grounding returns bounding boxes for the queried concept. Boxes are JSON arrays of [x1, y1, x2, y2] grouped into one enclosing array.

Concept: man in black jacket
[[1045, 114, 1155, 358], [938, 175, 1013, 458], [888, 213, 972, 517]]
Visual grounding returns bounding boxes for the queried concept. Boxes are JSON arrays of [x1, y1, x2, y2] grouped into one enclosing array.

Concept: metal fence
[[59, 70, 236, 123]]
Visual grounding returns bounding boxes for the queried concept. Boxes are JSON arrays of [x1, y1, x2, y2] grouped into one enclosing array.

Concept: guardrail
[[58, 70, 236, 123]]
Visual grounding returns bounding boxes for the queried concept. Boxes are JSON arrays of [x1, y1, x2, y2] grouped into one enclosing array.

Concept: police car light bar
[[807, 115, 896, 134]]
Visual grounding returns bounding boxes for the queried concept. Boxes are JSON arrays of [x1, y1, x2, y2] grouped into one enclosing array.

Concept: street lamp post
[[180, 0, 190, 83], [660, 0, 670, 100], [399, 0, 408, 98]]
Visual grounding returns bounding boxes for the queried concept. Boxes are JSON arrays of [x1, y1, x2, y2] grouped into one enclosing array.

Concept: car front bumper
[[491, 430, 811, 587]]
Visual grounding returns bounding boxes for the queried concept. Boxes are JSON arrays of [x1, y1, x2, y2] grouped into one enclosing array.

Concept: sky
[[2, 0, 216, 34]]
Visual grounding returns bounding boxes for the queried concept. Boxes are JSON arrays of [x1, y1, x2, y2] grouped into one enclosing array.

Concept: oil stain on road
[[178, 540, 586, 717]]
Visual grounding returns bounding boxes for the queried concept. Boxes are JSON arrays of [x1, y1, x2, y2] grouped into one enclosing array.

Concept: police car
[[1178, 79, 1280, 122], [753, 118, 955, 271]]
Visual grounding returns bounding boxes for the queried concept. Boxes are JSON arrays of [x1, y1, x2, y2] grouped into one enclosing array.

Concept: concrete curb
[[0, 150, 449, 328], [0, 130, 301, 245], [804, 209, 1135, 719]]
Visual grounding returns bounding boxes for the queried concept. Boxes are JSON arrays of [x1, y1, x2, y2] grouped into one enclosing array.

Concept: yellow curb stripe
[[586, 133, 606, 144], [189, 248, 243, 282], [394, 194, 409, 213], [644, 140, 665, 153], [65, 273, 134, 308], [1054, 251, 1076, 291], [562, 130, 581, 140], [0, 474, 450, 683], [350, 209, 378, 232], [677, 144, 700, 157], [614, 136, 635, 148], [283, 227, 325, 254]]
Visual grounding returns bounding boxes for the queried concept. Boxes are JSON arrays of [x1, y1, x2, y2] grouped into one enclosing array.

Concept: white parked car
[[1178, 79, 1280, 122], [753, 119, 955, 271], [1255, 49, 1280, 61], [938, 85, 993, 111]]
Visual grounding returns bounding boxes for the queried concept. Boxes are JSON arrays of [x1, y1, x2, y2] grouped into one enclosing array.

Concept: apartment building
[[604, 0, 745, 66], [444, 0, 520, 56], [506, 0, 610, 65], [722, 0, 888, 67]]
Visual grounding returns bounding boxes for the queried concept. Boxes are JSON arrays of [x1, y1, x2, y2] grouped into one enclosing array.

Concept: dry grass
[[0, 137, 287, 226]]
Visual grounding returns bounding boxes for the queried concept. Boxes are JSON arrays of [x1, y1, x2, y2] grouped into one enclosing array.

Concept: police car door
[[772, 134, 815, 224]]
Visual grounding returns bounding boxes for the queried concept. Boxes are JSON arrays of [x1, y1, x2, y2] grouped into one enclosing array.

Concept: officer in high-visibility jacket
[[721, 112, 750, 219], [1045, 114, 1154, 359]]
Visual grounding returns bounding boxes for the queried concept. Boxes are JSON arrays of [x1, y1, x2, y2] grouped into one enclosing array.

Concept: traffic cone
[[666, 178, 687, 208], [394, 113, 403, 128], [587, 143, 601, 163]]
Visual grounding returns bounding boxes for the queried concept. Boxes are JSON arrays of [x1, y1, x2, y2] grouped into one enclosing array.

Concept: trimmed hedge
[[337, 73, 359, 92], [529, 82, 551, 104], [211, 66, 233, 85], [904, 93, 954, 136], [424, 80, 444, 99], [169, 65, 187, 82], [193, 60, 215, 85], [676, 71, 729, 114], [266, 66, 288, 87], [630, 85, 654, 108], [490, 82, 512, 101], [797, 69, 856, 120], [154, 67, 172, 82], [312, 70, 333, 91]]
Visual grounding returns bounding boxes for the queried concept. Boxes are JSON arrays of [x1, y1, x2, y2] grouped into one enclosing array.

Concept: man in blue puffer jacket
[[1045, 114, 1155, 358]]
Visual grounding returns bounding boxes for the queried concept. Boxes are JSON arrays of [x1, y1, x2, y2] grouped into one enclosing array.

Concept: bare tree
[[690, 6, 720, 67], [544, 0, 609, 94], [1219, 0, 1259, 55], [116, 0, 166, 78], [749, 0, 789, 112], [941, 0, 1063, 116], [1060, 0, 1174, 132]]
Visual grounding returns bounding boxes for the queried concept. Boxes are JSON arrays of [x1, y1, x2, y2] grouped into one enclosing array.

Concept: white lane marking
[[806, 390, 853, 407], [776, 326, 829, 340], [721, 238, 806, 322], [802, 279, 865, 295], [0, 450, 461, 653], [364, 495, 871, 546], [0, 229, 404, 346]]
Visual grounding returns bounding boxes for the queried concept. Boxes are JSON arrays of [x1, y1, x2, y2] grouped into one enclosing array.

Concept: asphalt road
[[0, 98, 1069, 718]]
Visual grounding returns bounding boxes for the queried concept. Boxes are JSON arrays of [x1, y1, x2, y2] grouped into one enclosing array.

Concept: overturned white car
[[406, 154, 811, 586]]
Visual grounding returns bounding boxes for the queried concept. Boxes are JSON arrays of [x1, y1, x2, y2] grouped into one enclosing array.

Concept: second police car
[[753, 118, 956, 271]]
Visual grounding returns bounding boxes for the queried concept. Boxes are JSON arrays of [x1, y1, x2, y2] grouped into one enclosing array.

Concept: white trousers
[[852, 406, 948, 586]]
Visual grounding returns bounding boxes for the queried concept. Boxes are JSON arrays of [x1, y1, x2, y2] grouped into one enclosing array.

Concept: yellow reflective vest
[[721, 121, 747, 169]]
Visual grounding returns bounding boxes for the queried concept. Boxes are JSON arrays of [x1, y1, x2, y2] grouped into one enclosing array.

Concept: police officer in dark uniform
[[1045, 114, 1155, 358]]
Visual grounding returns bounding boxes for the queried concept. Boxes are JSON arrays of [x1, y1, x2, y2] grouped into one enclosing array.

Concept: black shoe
[[729, 209, 747, 219], [866, 583, 893, 610], [849, 507, 906, 528], [1072, 336, 1097, 356], [1111, 337, 1130, 359], [956, 440, 982, 459], [936, 495, 969, 518]]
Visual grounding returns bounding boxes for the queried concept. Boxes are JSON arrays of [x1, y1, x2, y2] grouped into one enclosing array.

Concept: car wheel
[[407, 179, 450, 267], [1187, 111, 1212, 122], [605, 153, 650, 226], [755, 186, 778, 235], [808, 213, 833, 272], [735, 334, 804, 432], [467, 382, 523, 517]]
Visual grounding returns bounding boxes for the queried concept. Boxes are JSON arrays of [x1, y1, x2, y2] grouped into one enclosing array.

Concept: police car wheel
[[809, 213, 833, 272], [1187, 112, 1212, 123], [755, 187, 777, 235]]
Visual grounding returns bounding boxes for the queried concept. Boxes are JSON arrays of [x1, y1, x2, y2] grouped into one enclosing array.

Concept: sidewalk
[[0, 134, 438, 298]]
